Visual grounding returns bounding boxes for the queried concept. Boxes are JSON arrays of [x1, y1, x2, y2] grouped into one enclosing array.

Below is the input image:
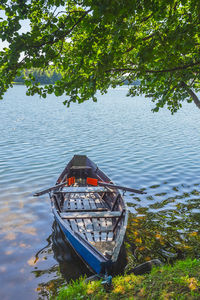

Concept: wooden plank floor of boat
[[61, 191, 116, 251]]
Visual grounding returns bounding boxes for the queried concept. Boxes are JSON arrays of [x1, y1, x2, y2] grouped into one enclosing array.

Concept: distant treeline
[[123, 79, 140, 85], [14, 68, 61, 84], [14, 68, 140, 86]]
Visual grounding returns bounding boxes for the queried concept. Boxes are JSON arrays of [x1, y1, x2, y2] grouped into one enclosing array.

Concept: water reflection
[[51, 221, 91, 280], [33, 221, 92, 298], [33, 220, 130, 298], [125, 185, 200, 271]]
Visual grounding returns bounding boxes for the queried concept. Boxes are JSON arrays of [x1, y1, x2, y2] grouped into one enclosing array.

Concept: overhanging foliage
[[0, 0, 200, 112]]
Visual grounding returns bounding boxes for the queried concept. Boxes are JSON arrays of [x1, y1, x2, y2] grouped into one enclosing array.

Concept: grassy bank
[[55, 258, 200, 299]]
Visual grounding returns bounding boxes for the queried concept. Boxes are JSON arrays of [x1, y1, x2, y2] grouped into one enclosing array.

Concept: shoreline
[[55, 258, 200, 299]]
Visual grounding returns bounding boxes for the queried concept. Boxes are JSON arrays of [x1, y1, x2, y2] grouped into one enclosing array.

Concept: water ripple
[[1, 86, 200, 299]]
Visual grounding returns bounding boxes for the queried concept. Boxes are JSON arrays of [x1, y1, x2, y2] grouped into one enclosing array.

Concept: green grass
[[54, 258, 200, 299]]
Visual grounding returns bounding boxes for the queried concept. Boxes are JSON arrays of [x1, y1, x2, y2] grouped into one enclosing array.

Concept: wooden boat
[[34, 155, 145, 275]]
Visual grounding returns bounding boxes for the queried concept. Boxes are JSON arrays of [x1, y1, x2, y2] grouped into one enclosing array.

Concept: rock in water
[[128, 259, 162, 275]]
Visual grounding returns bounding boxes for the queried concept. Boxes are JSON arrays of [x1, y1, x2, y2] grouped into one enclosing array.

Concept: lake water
[[0, 86, 200, 299]]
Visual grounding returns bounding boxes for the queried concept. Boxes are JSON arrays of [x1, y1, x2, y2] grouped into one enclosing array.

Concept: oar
[[34, 180, 146, 196], [98, 181, 146, 194], [33, 182, 67, 197]]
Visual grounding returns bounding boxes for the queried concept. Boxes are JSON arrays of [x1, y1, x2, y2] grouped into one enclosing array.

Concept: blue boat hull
[[52, 207, 111, 274]]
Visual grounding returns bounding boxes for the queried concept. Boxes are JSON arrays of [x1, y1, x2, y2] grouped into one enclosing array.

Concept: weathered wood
[[70, 220, 79, 233], [53, 195, 62, 211], [100, 218, 108, 242], [82, 219, 94, 242], [75, 227, 111, 233], [99, 194, 111, 210], [99, 181, 146, 194], [107, 231, 114, 242], [49, 155, 130, 273], [77, 218, 89, 241], [61, 186, 107, 193], [112, 210, 124, 233], [90, 241, 115, 254], [83, 218, 93, 232], [104, 218, 113, 241], [63, 193, 107, 211], [69, 196, 76, 210], [70, 166, 92, 170], [76, 197, 83, 210], [92, 217, 101, 231], [82, 197, 91, 210], [60, 211, 122, 219], [93, 194, 102, 208], [111, 194, 121, 211], [73, 230, 108, 260], [63, 208, 108, 212], [34, 181, 67, 196]]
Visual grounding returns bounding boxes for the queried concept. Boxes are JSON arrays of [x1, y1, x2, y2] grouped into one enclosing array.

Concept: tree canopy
[[0, 0, 200, 113]]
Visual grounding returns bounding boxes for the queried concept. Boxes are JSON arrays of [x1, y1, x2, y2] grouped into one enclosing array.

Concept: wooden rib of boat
[[34, 155, 145, 274]]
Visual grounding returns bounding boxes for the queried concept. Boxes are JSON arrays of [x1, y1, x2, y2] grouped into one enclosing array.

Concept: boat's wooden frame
[[46, 155, 129, 274], [33, 155, 146, 274]]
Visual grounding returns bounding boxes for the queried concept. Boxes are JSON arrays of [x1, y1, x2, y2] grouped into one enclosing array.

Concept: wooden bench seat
[[63, 208, 108, 212], [70, 166, 92, 170], [57, 186, 107, 194], [60, 211, 122, 219]]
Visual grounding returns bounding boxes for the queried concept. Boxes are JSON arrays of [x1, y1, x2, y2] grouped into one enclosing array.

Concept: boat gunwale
[[51, 155, 128, 273]]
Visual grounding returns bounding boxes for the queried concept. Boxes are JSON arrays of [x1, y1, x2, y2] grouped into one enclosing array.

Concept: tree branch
[[141, 13, 153, 23], [181, 81, 200, 109], [108, 61, 200, 74], [125, 33, 156, 53], [31, 9, 92, 48]]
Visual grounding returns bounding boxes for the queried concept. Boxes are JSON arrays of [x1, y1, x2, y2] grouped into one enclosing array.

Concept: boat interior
[[52, 158, 126, 256]]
